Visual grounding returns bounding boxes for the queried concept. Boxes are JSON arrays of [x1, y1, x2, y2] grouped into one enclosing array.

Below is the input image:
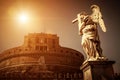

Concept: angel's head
[[91, 5, 100, 12]]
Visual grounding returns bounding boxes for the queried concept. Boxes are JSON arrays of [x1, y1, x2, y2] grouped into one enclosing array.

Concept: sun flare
[[18, 12, 29, 24]]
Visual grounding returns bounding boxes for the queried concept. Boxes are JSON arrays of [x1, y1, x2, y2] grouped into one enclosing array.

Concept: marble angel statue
[[72, 5, 107, 62]]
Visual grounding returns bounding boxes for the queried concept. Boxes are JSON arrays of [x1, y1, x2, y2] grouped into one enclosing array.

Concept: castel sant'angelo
[[0, 33, 84, 80]]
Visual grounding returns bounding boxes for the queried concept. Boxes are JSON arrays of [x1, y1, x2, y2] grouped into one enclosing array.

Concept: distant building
[[0, 33, 84, 79]]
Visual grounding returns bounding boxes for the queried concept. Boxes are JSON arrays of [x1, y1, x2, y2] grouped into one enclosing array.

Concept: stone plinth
[[80, 61, 115, 80]]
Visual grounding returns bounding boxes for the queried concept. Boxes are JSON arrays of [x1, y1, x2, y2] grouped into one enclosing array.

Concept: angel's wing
[[91, 5, 107, 32], [98, 12, 107, 32]]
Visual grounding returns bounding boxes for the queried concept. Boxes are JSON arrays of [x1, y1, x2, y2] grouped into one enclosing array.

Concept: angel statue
[[72, 5, 107, 62]]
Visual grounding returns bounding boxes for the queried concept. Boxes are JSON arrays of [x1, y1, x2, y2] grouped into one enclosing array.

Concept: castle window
[[19, 49, 22, 52], [36, 46, 39, 50], [53, 39, 55, 44], [36, 37, 39, 43], [40, 46, 43, 51], [75, 53, 79, 57], [44, 38, 47, 43], [60, 50, 63, 53], [44, 46, 47, 51], [66, 51, 69, 53], [52, 39, 55, 48], [25, 48, 28, 51], [40, 46, 47, 51]]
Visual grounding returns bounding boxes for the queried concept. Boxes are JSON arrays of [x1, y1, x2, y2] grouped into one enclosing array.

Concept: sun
[[18, 12, 29, 24]]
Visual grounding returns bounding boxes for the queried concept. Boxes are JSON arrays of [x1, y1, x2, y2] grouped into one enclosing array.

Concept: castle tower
[[0, 33, 84, 79]]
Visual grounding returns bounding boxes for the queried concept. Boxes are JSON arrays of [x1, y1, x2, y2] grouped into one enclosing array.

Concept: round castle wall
[[0, 33, 84, 79]]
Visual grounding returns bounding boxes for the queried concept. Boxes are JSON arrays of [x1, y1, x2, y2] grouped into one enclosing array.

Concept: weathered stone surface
[[80, 61, 115, 80]]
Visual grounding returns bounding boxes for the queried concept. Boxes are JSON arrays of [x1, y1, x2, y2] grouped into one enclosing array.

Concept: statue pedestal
[[80, 60, 115, 80]]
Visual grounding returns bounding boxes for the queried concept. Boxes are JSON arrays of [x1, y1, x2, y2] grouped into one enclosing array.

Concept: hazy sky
[[0, 0, 120, 73]]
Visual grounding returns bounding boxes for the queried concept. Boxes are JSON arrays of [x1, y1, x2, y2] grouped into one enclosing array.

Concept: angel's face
[[92, 8, 96, 12], [92, 7, 99, 13]]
